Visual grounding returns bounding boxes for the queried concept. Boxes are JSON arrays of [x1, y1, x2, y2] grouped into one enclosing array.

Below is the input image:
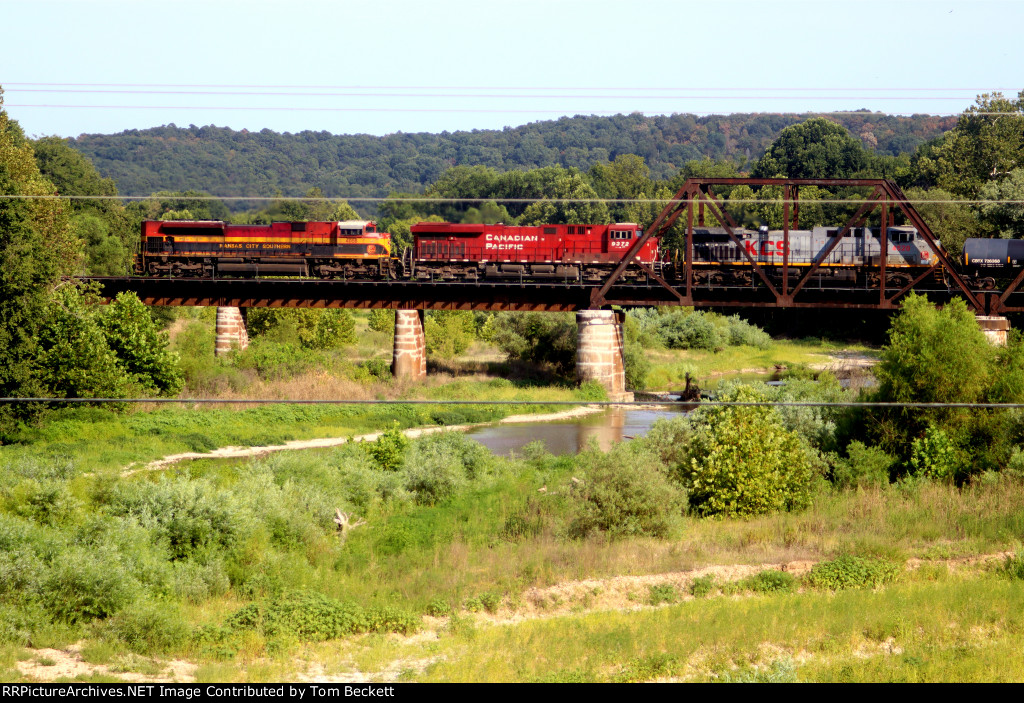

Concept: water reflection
[[466, 406, 688, 457]]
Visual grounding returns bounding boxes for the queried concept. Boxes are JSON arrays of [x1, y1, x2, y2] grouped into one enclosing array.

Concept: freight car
[[685, 224, 941, 289], [135, 219, 393, 278], [961, 238, 1024, 290], [406, 221, 660, 281]]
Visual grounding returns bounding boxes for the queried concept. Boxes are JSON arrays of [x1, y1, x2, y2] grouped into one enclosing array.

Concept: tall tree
[[752, 118, 869, 179], [913, 91, 1024, 197]]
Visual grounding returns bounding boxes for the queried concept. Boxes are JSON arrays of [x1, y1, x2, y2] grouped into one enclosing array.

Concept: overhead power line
[[1, 194, 1022, 206], [1, 398, 1023, 409]]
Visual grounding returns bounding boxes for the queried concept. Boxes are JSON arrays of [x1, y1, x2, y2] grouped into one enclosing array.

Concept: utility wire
[[1, 194, 1022, 206], [0, 398, 1022, 409]]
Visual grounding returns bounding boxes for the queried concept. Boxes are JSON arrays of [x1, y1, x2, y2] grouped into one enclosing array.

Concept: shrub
[[740, 569, 796, 594], [426, 599, 452, 617], [424, 310, 476, 359], [224, 591, 418, 640], [805, 554, 902, 590], [568, 442, 685, 539], [1001, 551, 1024, 580], [39, 551, 139, 624], [655, 311, 722, 350], [362, 358, 392, 380], [833, 441, 893, 489], [103, 599, 191, 653], [689, 575, 718, 598], [367, 308, 395, 333], [623, 341, 650, 391], [910, 424, 961, 481], [646, 583, 678, 606], [673, 385, 815, 517], [247, 308, 356, 350], [483, 311, 577, 377], [366, 425, 408, 472]]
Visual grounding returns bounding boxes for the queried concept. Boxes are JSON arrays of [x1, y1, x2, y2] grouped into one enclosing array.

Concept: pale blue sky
[[2, 0, 1022, 138]]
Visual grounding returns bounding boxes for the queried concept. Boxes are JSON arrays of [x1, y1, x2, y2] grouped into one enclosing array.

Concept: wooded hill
[[68, 112, 955, 204]]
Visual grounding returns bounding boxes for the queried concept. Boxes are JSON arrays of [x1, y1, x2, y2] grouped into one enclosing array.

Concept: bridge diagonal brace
[[700, 190, 781, 300], [592, 184, 698, 307], [633, 260, 689, 305], [998, 265, 1024, 309], [883, 181, 984, 313], [788, 186, 883, 299], [885, 261, 941, 307]]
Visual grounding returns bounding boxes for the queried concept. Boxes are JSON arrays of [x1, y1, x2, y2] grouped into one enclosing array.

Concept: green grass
[[643, 338, 878, 390], [409, 574, 1024, 682]]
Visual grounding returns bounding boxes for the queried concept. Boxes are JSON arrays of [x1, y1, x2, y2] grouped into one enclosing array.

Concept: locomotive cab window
[[610, 230, 633, 240]]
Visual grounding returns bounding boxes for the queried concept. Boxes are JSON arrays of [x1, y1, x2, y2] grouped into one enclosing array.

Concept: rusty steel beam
[[788, 186, 883, 299], [699, 189, 782, 300]]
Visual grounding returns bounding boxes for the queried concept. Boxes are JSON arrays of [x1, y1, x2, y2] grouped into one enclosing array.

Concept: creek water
[[465, 406, 688, 456]]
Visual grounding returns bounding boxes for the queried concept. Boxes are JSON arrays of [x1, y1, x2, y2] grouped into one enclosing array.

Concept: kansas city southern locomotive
[[136, 219, 393, 278], [134, 217, 1013, 292]]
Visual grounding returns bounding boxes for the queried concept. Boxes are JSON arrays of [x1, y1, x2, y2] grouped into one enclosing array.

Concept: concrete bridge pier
[[977, 315, 1010, 346], [392, 309, 427, 379], [215, 306, 249, 356], [576, 309, 632, 402]]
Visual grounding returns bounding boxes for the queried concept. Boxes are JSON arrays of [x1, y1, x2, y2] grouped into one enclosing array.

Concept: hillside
[[68, 112, 955, 203]]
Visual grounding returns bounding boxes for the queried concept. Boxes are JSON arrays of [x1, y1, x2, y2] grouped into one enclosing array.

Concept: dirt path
[[123, 405, 605, 475]]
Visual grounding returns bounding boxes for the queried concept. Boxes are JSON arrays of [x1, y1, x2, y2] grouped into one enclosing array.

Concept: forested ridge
[[68, 111, 955, 202]]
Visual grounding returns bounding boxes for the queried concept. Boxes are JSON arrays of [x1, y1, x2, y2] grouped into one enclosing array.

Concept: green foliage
[[805, 554, 902, 590], [914, 91, 1024, 197], [1000, 551, 1024, 581], [833, 441, 893, 489], [69, 114, 950, 210], [689, 575, 717, 598], [98, 292, 183, 395], [979, 167, 1024, 238], [482, 311, 577, 377], [670, 386, 815, 518], [568, 442, 685, 539], [752, 118, 870, 179], [426, 598, 452, 617], [366, 425, 409, 472], [224, 591, 418, 641], [367, 308, 395, 333], [247, 308, 355, 351], [910, 425, 961, 481], [102, 599, 191, 653], [39, 550, 139, 624], [646, 583, 678, 606], [622, 341, 650, 391], [633, 308, 772, 352], [738, 569, 796, 594], [424, 310, 476, 359]]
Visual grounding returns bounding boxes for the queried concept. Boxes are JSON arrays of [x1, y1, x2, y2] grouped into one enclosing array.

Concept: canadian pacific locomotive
[[407, 221, 659, 281]]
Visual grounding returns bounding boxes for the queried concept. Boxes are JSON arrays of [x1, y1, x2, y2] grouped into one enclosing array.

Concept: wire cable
[[1, 398, 1023, 409]]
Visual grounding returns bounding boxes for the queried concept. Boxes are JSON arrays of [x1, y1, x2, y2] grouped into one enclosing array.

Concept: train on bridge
[[134, 217, 1007, 292]]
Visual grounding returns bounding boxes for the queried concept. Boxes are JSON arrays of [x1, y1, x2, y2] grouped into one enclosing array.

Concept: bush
[[672, 385, 815, 517], [833, 441, 893, 489], [424, 310, 476, 359], [689, 575, 717, 597], [367, 425, 409, 472], [39, 551, 139, 624], [910, 424, 961, 481], [568, 442, 685, 539], [367, 308, 395, 333], [655, 311, 721, 351], [483, 311, 577, 377], [103, 599, 191, 653], [739, 569, 796, 594], [225, 591, 418, 641], [362, 358, 392, 380], [646, 583, 678, 605], [805, 554, 901, 590], [247, 308, 356, 350], [1000, 551, 1024, 580]]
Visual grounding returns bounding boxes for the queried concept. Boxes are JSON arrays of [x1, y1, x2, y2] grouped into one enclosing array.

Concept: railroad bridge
[[86, 179, 1021, 398]]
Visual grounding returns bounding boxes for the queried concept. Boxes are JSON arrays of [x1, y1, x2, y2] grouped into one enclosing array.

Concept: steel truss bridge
[[84, 179, 1024, 315]]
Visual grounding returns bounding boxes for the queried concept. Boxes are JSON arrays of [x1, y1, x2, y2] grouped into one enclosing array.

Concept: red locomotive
[[407, 221, 658, 281]]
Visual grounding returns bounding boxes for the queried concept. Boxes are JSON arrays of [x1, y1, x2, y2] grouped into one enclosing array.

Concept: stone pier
[[576, 309, 632, 401], [215, 306, 249, 356], [977, 315, 1010, 346], [392, 309, 427, 379]]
